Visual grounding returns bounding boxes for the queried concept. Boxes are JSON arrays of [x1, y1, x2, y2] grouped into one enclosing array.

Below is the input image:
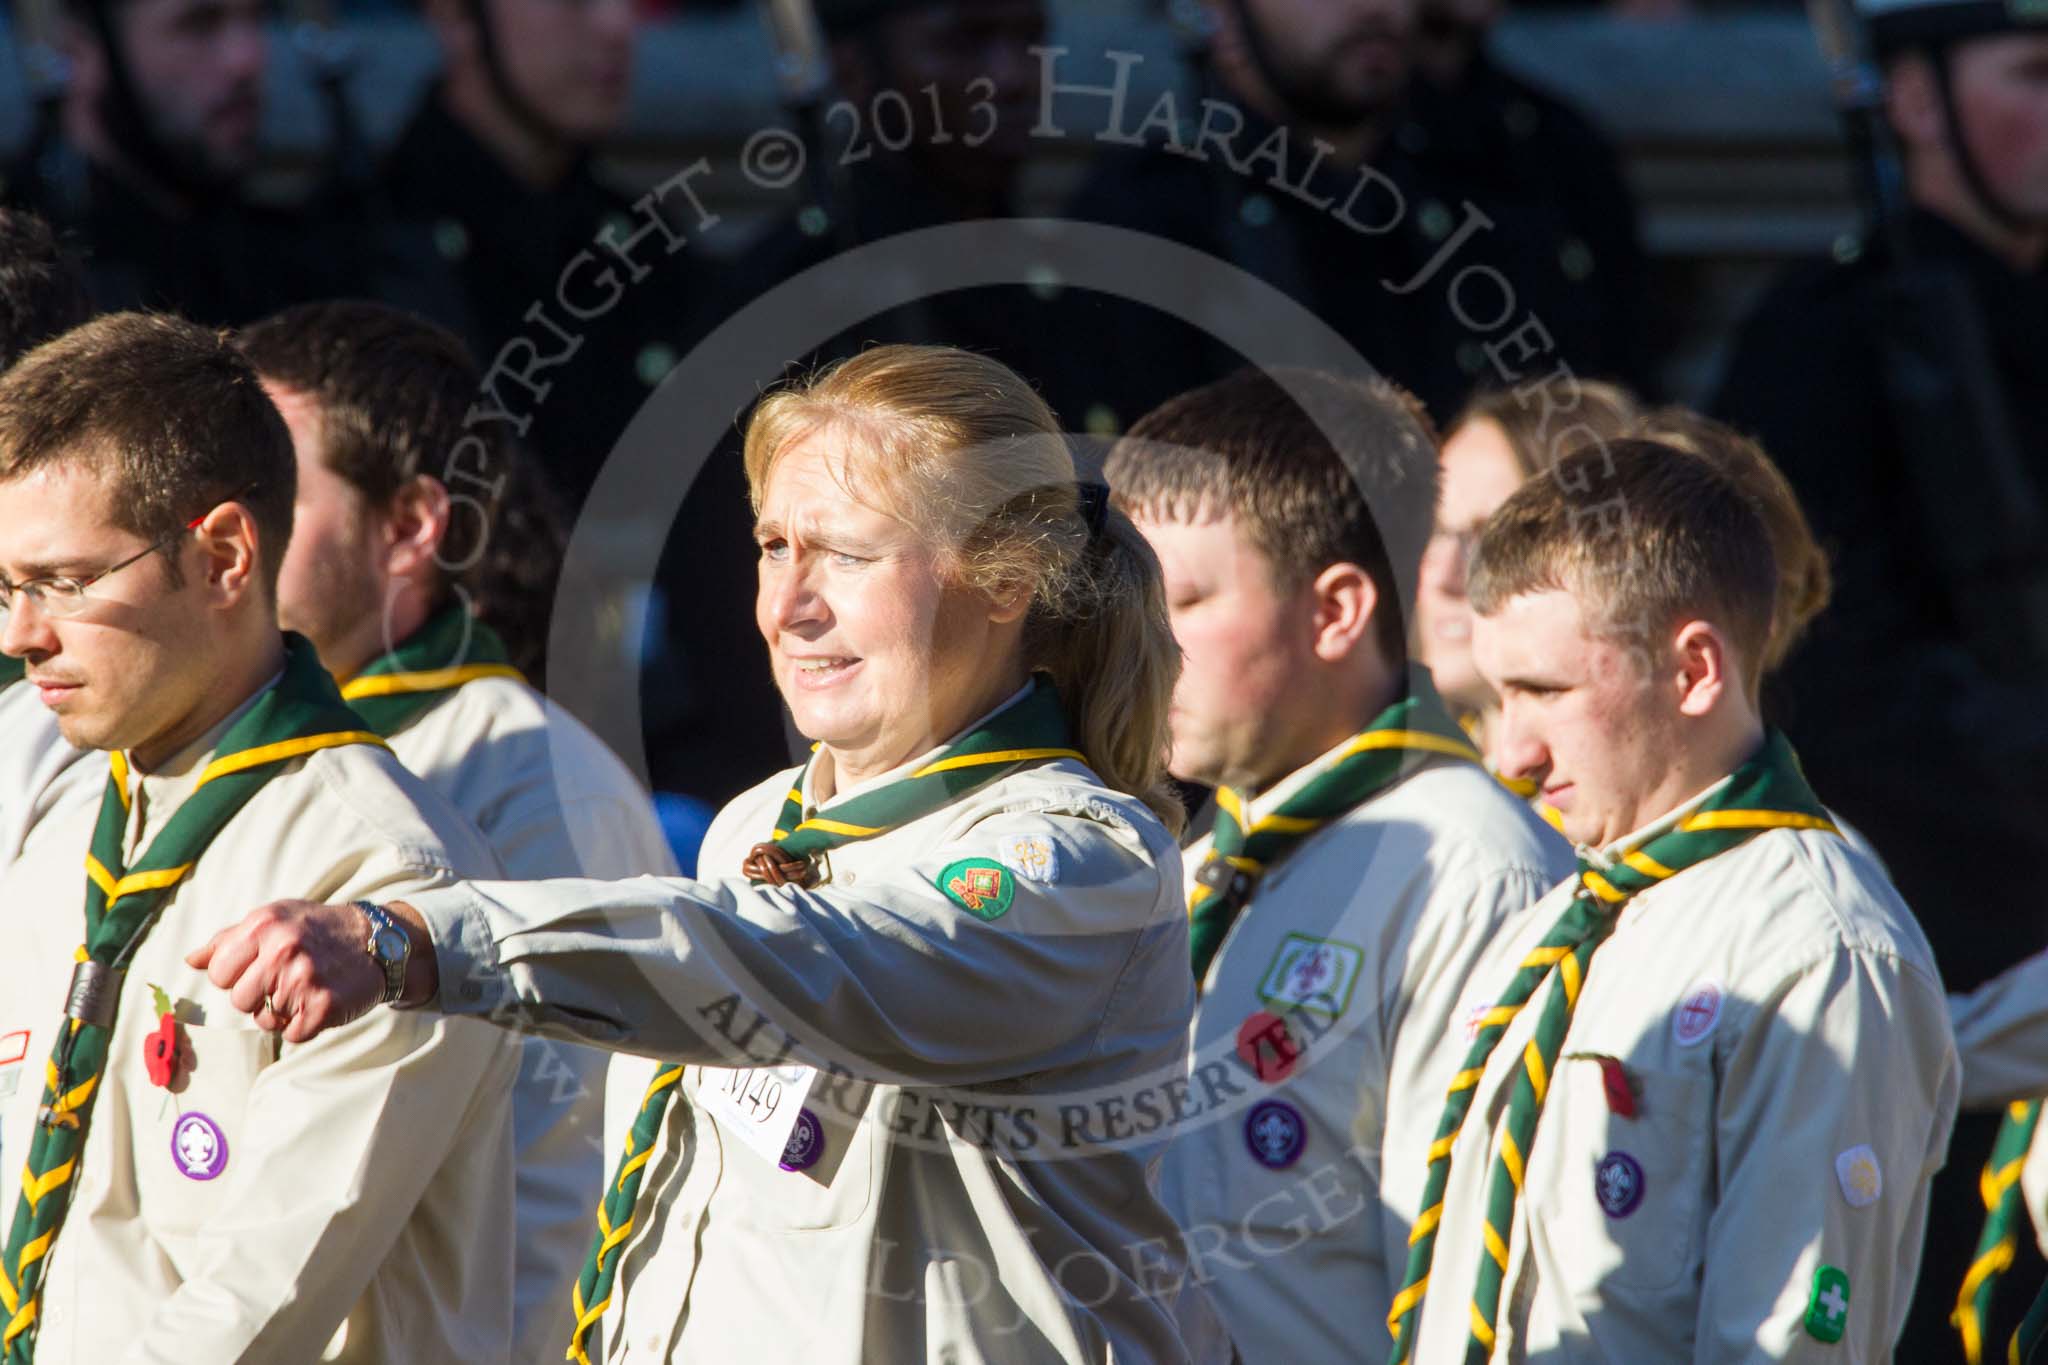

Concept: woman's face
[[753, 431, 1027, 789], [1415, 416, 1529, 712]]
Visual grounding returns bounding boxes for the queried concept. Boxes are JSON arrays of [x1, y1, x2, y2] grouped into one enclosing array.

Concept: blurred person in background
[[1402, 0, 1653, 392], [384, 0, 712, 511], [2, 0, 400, 323], [0, 208, 100, 868], [1715, 4, 2048, 1343], [1066, 0, 1471, 428], [715, 0, 1096, 414], [238, 299, 680, 1365], [387, 0, 784, 813]]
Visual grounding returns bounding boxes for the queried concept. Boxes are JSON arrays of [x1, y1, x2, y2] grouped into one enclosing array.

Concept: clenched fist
[[188, 900, 437, 1043]]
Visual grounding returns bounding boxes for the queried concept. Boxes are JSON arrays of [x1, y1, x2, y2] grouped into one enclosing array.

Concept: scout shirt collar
[[1230, 667, 1463, 827], [1576, 769, 1736, 873], [120, 665, 284, 855], [800, 677, 1037, 813]]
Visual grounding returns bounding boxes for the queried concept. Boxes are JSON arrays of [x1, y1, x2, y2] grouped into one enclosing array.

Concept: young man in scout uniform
[[1105, 366, 1574, 1363], [1388, 440, 1958, 1362], [0, 313, 522, 1363], [238, 299, 679, 1365]]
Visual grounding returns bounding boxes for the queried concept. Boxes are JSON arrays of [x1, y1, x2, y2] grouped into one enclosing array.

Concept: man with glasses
[[0, 312, 522, 1363]]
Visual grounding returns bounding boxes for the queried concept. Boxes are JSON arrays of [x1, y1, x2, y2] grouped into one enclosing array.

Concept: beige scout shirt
[[1162, 744, 1573, 1365], [1950, 953, 2048, 1259], [0, 681, 101, 866], [1951, 950, 2048, 1111], [0, 686, 523, 1365], [378, 673, 678, 1365], [404, 737, 1231, 1365], [1409, 783, 1958, 1363]]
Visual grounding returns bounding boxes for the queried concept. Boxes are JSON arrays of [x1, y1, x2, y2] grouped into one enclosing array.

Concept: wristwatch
[[358, 902, 410, 1006]]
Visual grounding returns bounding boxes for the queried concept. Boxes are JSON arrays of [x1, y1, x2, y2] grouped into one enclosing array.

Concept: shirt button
[[839, 870, 857, 886]]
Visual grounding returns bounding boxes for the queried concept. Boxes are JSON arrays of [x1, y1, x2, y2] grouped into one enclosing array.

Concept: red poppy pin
[[1566, 1052, 1640, 1119], [143, 985, 184, 1090]]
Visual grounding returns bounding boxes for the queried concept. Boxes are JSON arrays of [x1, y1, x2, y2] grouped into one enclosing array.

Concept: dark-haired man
[[0, 208, 99, 869], [1105, 367, 1571, 1363], [1390, 442, 1956, 1362], [4, 0, 385, 324], [0, 313, 520, 1362], [238, 298, 678, 1365], [381, 0, 711, 510]]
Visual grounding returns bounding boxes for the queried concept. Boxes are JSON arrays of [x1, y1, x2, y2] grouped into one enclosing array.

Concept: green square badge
[[936, 859, 1015, 921], [1255, 934, 1365, 1018], [1804, 1264, 1850, 1344]]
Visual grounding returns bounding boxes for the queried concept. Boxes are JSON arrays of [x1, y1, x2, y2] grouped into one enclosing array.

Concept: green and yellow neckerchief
[[565, 675, 1083, 1365], [740, 675, 1084, 889], [337, 603, 523, 737], [2018, 1277, 2048, 1364], [1188, 678, 1481, 984], [0, 635, 385, 1362], [1388, 729, 1837, 1364], [1956, 1099, 2047, 1364]]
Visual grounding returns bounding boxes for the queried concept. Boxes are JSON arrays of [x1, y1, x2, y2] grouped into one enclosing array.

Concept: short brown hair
[[234, 301, 564, 677], [1627, 408, 1830, 673], [1104, 367, 1439, 664], [1452, 378, 1643, 480], [1468, 440, 1778, 687], [0, 312, 295, 592]]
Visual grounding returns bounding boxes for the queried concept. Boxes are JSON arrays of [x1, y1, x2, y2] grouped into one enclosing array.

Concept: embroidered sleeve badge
[[1834, 1145, 1883, 1208], [936, 859, 1016, 921], [999, 834, 1059, 884], [1805, 1264, 1851, 1343]]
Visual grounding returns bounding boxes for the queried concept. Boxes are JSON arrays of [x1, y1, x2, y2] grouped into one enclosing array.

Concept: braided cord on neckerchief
[[1953, 1099, 2046, 1364], [565, 1064, 684, 1365], [0, 636, 384, 1362], [742, 676, 1082, 887]]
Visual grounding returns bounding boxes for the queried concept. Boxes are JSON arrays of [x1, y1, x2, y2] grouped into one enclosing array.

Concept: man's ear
[[383, 475, 452, 585], [829, 33, 880, 106], [58, 17, 108, 102], [422, 0, 478, 62], [1884, 52, 1944, 155], [1671, 618, 1734, 718], [1309, 561, 1379, 664], [192, 502, 263, 607]]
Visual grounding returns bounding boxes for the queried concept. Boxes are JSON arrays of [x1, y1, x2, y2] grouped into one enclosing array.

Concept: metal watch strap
[[357, 901, 407, 1005]]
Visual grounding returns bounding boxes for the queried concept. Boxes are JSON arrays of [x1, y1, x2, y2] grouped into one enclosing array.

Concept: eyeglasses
[[0, 482, 259, 621]]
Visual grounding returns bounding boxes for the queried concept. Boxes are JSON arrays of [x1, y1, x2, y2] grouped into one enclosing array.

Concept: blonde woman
[[192, 346, 1227, 1364]]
